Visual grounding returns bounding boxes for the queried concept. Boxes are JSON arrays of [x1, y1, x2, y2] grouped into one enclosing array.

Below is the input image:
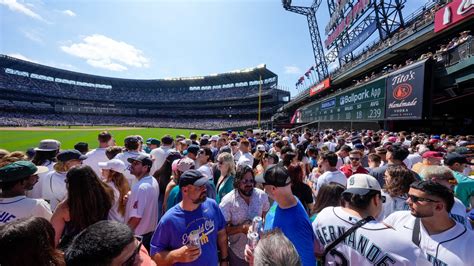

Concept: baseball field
[[0, 126, 221, 152]]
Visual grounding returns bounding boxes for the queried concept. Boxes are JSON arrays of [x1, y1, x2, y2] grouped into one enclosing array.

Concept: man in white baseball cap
[[313, 174, 423, 265]]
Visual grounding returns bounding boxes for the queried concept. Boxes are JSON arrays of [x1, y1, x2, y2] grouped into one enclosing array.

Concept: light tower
[[282, 0, 328, 83]]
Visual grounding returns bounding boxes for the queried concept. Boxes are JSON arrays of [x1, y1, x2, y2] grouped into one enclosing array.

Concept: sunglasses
[[122, 236, 143, 266], [407, 194, 440, 203], [349, 157, 360, 161], [218, 161, 225, 165], [381, 195, 386, 203], [240, 179, 255, 185]]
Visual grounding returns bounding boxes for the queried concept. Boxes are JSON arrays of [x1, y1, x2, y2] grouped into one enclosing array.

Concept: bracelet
[[220, 256, 230, 262]]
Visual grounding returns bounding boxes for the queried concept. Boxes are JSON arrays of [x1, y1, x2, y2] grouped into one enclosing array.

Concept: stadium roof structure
[[0, 54, 277, 88]]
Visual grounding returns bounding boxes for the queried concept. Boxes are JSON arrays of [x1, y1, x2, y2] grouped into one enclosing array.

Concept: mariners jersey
[[313, 206, 424, 265], [379, 191, 410, 220], [384, 211, 474, 266], [450, 198, 472, 230], [0, 196, 52, 225]]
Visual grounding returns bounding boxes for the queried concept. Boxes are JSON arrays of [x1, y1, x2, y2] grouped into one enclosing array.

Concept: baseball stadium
[[1, 0, 474, 265]]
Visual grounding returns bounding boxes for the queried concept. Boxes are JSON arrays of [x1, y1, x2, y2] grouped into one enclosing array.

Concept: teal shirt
[[216, 175, 234, 204], [166, 186, 180, 211], [453, 171, 474, 207]]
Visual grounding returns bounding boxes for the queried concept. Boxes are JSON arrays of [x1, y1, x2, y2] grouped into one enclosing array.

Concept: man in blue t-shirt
[[150, 170, 229, 266], [252, 165, 316, 266]]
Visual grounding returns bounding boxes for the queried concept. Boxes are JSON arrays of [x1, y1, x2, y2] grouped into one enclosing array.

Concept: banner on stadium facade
[[309, 78, 331, 97], [339, 21, 377, 59], [290, 109, 303, 124], [434, 0, 474, 33], [385, 61, 426, 120], [325, 0, 373, 48]]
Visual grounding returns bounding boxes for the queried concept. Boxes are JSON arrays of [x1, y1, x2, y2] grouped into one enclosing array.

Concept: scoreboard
[[299, 78, 386, 123]]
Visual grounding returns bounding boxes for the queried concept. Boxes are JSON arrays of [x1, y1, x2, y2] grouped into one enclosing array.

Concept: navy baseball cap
[[262, 165, 291, 187], [187, 145, 200, 155], [444, 152, 473, 166], [124, 136, 139, 145], [127, 154, 152, 167], [57, 149, 87, 162], [146, 138, 161, 146], [179, 169, 208, 188]]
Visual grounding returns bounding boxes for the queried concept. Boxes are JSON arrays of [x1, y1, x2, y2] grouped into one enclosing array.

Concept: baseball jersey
[[379, 191, 409, 220], [83, 147, 108, 178], [124, 175, 159, 235], [384, 211, 474, 265], [41, 171, 67, 211], [313, 206, 423, 265], [316, 170, 347, 191], [0, 196, 52, 225], [450, 197, 472, 230]]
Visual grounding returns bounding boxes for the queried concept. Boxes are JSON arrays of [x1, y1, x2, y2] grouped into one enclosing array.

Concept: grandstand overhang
[[0, 55, 278, 89]]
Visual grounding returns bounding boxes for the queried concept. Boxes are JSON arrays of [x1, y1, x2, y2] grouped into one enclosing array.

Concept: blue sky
[[0, 0, 424, 97]]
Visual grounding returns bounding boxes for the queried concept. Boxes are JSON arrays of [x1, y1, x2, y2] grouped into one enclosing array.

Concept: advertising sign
[[385, 61, 426, 120], [339, 22, 377, 59], [309, 78, 331, 97], [299, 78, 386, 123], [434, 0, 474, 33], [325, 0, 372, 48]]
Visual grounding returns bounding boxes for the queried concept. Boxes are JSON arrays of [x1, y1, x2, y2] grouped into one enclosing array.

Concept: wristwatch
[[219, 256, 230, 262]]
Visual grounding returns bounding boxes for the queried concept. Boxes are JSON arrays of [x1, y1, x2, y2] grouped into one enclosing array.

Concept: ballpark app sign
[[385, 61, 426, 120]]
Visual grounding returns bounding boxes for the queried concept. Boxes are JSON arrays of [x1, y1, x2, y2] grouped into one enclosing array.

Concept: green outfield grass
[[0, 127, 221, 152]]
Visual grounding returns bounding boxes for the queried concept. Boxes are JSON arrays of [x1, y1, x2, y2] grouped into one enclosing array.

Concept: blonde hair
[[218, 152, 236, 176], [53, 161, 68, 172], [0, 151, 28, 167]]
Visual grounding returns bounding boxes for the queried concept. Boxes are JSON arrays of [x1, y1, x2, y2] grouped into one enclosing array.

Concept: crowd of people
[[0, 111, 270, 130], [0, 71, 276, 103], [1, 128, 473, 265]]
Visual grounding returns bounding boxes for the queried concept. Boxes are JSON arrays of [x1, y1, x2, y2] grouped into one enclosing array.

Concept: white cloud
[[60, 34, 150, 72], [7, 53, 38, 63], [284, 66, 301, 74], [62, 9, 76, 17], [0, 0, 44, 21], [22, 29, 44, 44]]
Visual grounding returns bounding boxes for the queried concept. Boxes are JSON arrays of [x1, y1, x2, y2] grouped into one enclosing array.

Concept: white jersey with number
[[0, 196, 52, 225], [384, 211, 474, 265], [313, 206, 424, 265]]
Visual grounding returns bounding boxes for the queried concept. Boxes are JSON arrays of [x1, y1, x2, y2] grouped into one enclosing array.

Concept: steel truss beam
[[283, 0, 329, 82], [325, 0, 405, 65]]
